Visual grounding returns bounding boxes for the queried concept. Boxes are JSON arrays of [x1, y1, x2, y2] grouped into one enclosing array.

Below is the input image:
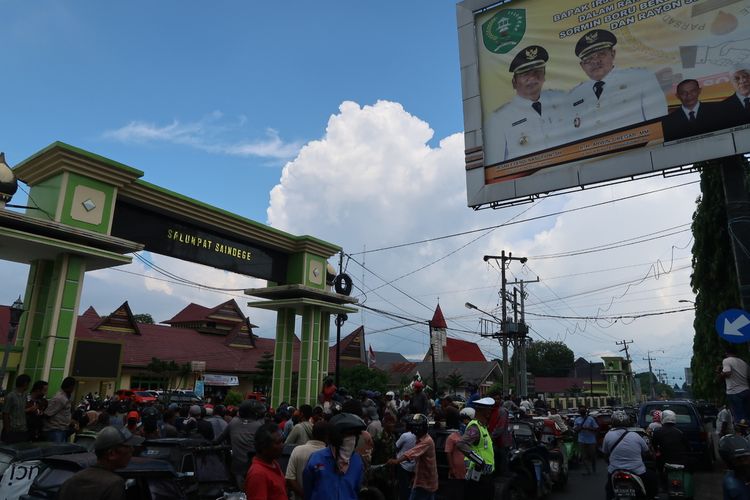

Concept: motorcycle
[[664, 462, 694, 499], [535, 418, 568, 489], [610, 469, 648, 499], [508, 420, 554, 499]]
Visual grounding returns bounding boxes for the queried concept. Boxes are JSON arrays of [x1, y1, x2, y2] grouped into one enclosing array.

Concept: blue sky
[[2, 1, 699, 384], [3, 1, 461, 217]]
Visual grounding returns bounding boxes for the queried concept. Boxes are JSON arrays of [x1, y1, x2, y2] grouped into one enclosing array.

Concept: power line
[[524, 307, 694, 321], [349, 179, 698, 255]]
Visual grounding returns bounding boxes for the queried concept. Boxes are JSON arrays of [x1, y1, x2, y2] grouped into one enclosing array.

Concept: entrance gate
[[2, 142, 356, 406]]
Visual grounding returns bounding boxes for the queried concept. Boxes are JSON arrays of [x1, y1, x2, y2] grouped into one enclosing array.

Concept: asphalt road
[[551, 457, 725, 500]]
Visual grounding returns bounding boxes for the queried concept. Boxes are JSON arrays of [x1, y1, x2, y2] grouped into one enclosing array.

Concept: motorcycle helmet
[[661, 410, 677, 425], [386, 391, 395, 398], [719, 434, 750, 467], [413, 381, 424, 390], [408, 413, 429, 437], [330, 412, 366, 434], [651, 410, 662, 423], [460, 407, 476, 420], [611, 410, 630, 428]]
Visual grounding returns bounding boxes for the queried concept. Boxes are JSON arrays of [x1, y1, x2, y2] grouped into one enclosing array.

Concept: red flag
[[368, 345, 376, 367]]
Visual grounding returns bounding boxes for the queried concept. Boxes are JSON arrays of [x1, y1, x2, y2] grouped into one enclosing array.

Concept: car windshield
[[33, 466, 76, 489], [643, 404, 697, 425], [136, 392, 153, 397]]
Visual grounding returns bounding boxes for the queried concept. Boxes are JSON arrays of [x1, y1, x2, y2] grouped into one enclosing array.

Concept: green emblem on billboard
[[482, 9, 526, 54]]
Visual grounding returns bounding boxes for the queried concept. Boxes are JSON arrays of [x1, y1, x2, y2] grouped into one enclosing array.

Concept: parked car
[[20, 453, 187, 500], [637, 400, 715, 468], [0, 442, 86, 499], [163, 390, 203, 406], [116, 389, 158, 405]]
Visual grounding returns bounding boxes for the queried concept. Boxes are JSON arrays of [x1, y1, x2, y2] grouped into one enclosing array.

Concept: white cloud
[[267, 99, 699, 379], [102, 112, 302, 161]]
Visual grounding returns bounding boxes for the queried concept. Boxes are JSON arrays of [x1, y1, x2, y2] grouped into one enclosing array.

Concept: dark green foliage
[[132, 313, 154, 324], [145, 357, 191, 390], [523, 341, 575, 377], [442, 370, 465, 394], [252, 351, 274, 393], [690, 157, 747, 400], [339, 364, 389, 395], [635, 372, 674, 399], [224, 389, 243, 406]]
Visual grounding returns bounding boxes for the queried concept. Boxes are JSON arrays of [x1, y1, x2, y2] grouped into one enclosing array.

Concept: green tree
[[690, 157, 746, 400], [442, 370, 465, 394], [521, 341, 575, 377], [146, 357, 192, 391], [635, 372, 675, 400], [224, 389, 243, 406], [132, 313, 155, 324], [339, 365, 389, 395], [252, 351, 274, 395]]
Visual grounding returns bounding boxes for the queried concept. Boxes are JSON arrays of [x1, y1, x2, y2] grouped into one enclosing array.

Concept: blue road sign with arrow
[[716, 309, 750, 343]]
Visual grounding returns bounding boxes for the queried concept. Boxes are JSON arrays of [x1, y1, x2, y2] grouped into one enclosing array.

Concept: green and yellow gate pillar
[[247, 254, 356, 408], [6, 145, 141, 390]]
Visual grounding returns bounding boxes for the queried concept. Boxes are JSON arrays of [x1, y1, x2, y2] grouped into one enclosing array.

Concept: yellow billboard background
[[477, 0, 750, 132]]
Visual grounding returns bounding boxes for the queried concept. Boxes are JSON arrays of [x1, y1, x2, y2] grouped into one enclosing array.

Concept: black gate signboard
[[111, 201, 288, 283]]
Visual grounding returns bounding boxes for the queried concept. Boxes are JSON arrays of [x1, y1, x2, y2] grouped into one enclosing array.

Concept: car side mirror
[[125, 478, 137, 489]]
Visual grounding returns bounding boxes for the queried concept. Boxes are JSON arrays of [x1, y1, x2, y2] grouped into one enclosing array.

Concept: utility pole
[[508, 277, 539, 398], [589, 360, 594, 398], [483, 252, 527, 396], [643, 351, 658, 399], [616, 339, 634, 361]]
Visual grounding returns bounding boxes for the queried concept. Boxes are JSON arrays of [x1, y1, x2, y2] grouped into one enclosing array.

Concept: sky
[[1, 1, 701, 385]]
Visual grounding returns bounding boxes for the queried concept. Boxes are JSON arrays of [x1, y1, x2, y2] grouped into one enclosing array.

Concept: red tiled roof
[[444, 337, 486, 362], [430, 304, 447, 329], [534, 377, 585, 394], [163, 303, 212, 324], [81, 306, 100, 319], [76, 308, 299, 374]]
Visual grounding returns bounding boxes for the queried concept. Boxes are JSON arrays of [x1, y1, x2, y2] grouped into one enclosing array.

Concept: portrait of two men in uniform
[[483, 28, 750, 165]]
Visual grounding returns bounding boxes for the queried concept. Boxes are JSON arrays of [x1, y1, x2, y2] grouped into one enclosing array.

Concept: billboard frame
[[457, 0, 750, 210]]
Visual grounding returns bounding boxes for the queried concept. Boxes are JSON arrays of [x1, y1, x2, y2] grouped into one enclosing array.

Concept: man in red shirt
[[487, 389, 511, 475], [246, 423, 287, 500], [388, 414, 438, 500]]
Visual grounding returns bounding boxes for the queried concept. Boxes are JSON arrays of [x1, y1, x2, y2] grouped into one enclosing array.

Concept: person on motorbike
[[652, 410, 688, 467], [602, 410, 657, 499], [720, 434, 750, 499], [647, 410, 662, 436]]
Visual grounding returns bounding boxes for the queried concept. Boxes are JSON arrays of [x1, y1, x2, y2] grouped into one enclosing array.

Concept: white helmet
[[661, 410, 677, 424], [460, 407, 476, 420], [386, 391, 395, 398]]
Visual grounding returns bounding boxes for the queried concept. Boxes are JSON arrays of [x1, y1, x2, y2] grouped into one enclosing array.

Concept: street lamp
[[0, 297, 24, 389], [465, 302, 502, 323], [678, 299, 696, 305]]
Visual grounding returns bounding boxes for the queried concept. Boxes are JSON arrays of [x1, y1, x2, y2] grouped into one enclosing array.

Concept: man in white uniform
[[484, 45, 566, 164], [568, 29, 667, 138]]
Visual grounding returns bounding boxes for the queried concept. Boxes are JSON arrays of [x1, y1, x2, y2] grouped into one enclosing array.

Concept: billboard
[[457, 0, 750, 208]]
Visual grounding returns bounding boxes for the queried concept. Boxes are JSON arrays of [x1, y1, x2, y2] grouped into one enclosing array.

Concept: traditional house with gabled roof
[[63, 299, 299, 399]]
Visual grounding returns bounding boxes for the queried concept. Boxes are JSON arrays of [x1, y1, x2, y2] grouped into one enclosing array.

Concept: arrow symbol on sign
[[724, 316, 750, 336]]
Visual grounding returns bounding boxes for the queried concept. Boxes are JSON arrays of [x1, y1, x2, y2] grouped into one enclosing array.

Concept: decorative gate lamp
[[0, 153, 17, 209]]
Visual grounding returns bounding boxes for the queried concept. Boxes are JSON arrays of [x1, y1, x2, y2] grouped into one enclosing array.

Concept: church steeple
[[429, 303, 447, 362]]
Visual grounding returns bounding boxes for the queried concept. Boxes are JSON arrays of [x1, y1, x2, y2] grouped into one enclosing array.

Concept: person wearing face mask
[[303, 412, 366, 500], [388, 414, 438, 500]]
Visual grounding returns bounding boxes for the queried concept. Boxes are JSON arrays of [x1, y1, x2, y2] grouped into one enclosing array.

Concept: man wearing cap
[[722, 66, 750, 128], [662, 79, 722, 141], [569, 29, 667, 138], [58, 426, 144, 500], [484, 45, 566, 163], [457, 397, 496, 497]]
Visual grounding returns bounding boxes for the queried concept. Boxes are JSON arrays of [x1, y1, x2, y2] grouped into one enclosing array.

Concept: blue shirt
[[303, 447, 364, 500], [725, 471, 750, 500], [602, 429, 647, 475], [573, 415, 598, 444]]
